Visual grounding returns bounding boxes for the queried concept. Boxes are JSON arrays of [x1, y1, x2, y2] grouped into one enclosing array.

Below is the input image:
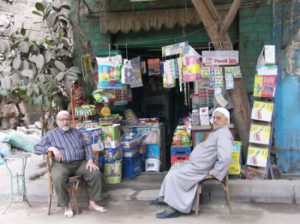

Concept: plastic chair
[[46, 151, 81, 215], [194, 175, 231, 215]]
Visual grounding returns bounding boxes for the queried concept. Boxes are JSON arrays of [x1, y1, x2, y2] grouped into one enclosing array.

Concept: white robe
[[159, 126, 233, 213]]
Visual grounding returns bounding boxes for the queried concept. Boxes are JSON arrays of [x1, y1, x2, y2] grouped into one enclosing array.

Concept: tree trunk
[[192, 0, 250, 161]]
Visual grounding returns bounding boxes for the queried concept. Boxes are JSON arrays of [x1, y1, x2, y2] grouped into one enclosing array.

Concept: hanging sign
[[202, 51, 239, 66], [162, 42, 188, 57]]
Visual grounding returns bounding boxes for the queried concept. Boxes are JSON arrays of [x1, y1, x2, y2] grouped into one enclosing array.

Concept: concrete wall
[[0, 0, 69, 41]]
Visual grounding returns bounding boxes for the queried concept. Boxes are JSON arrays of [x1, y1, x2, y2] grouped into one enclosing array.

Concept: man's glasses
[[58, 118, 70, 121]]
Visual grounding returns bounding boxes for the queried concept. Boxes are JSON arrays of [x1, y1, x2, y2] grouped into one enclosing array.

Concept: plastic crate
[[140, 153, 146, 172], [170, 145, 192, 156], [122, 152, 141, 179], [171, 155, 189, 164], [123, 143, 142, 157]]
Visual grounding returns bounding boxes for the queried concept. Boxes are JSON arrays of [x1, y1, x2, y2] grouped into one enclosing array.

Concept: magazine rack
[[246, 45, 277, 179]]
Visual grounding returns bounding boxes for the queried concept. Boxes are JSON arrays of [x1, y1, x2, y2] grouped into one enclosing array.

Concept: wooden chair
[[46, 151, 81, 215], [194, 175, 231, 215]]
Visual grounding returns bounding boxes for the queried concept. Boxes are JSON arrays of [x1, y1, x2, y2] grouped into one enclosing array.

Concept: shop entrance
[[112, 46, 190, 169]]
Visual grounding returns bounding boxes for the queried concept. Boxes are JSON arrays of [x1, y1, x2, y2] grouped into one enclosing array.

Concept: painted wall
[[239, 3, 273, 92], [273, 1, 300, 174]]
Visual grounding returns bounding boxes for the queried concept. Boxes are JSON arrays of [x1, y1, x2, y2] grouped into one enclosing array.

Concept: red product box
[[171, 155, 190, 164]]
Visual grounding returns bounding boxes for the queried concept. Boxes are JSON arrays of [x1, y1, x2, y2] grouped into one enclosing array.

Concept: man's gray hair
[[56, 110, 70, 120]]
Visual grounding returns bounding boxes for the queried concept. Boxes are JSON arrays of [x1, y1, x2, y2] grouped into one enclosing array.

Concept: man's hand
[[205, 174, 216, 180], [48, 146, 63, 161], [86, 159, 99, 172]]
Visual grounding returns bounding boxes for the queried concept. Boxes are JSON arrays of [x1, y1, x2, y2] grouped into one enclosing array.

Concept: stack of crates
[[121, 135, 144, 179], [170, 145, 192, 165]]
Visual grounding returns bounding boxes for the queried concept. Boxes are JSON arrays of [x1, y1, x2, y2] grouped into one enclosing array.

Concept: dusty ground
[[1, 199, 300, 224]]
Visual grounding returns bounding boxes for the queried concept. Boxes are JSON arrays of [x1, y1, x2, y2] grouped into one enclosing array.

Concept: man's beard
[[61, 126, 70, 131]]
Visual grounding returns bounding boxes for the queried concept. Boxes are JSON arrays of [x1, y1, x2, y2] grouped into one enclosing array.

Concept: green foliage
[[0, 1, 80, 111]]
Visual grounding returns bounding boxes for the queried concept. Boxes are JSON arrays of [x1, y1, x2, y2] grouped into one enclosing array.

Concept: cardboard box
[[80, 128, 103, 151], [99, 124, 121, 148], [257, 45, 276, 66], [121, 135, 144, 149], [228, 141, 242, 175]]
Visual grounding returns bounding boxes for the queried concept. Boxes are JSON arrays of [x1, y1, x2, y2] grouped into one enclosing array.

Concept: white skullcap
[[56, 110, 70, 119], [213, 107, 230, 121]]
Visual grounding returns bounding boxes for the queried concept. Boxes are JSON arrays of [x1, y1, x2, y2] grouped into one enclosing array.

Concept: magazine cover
[[251, 101, 274, 122], [247, 146, 269, 168], [249, 123, 271, 145], [253, 75, 277, 98]]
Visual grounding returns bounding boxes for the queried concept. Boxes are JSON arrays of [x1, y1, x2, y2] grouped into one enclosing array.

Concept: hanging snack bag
[[96, 55, 123, 89]]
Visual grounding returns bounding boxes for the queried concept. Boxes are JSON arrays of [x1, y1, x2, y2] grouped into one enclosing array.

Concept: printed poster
[[251, 101, 274, 122], [247, 146, 269, 168], [249, 123, 271, 145], [253, 75, 277, 98]]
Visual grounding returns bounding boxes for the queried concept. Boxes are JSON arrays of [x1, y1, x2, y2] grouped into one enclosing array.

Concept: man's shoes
[[156, 210, 181, 219], [149, 198, 167, 206]]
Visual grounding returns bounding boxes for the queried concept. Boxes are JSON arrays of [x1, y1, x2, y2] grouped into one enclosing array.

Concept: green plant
[[0, 1, 81, 129], [0, 1, 80, 105]]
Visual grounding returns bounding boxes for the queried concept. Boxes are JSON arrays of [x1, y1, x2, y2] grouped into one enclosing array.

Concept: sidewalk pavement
[[1, 153, 300, 205]]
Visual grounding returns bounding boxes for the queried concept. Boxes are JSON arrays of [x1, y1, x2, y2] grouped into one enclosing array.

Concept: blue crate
[[170, 145, 192, 156], [122, 152, 141, 179], [140, 154, 146, 172]]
